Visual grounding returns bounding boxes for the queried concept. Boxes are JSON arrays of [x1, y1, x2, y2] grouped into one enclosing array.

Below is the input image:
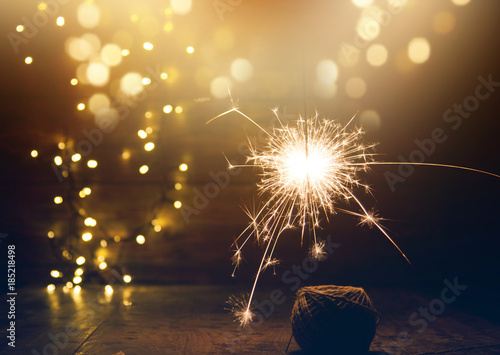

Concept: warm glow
[[89, 93, 111, 114], [433, 12, 455, 35], [74, 285, 82, 294], [136, 235, 146, 244], [77, 103, 85, 111], [99, 262, 107, 270], [73, 276, 82, 284], [25, 57, 33, 64], [144, 142, 155, 151], [186, 46, 194, 54], [66, 282, 74, 288], [31, 150, 38, 158], [50, 270, 61, 278], [76, 256, 86, 265], [47, 284, 56, 292], [87, 160, 98, 168], [174, 201, 182, 209], [145, 111, 153, 118], [145, 127, 153, 134], [175, 106, 183, 114], [122, 151, 130, 160], [160, 72, 168, 80], [82, 232, 92, 242], [83, 187, 91, 195], [143, 42, 154, 51], [71, 153, 82, 162], [356, 16, 380, 41], [54, 196, 63, 204], [179, 163, 188, 171], [114, 235, 121, 242], [71, 78, 78, 85], [154, 225, 162, 232], [123, 275, 132, 283], [142, 77, 151, 85], [139, 165, 149, 174], [408, 37, 431, 64], [138, 130, 147, 139], [16, 25, 24, 32], [121, 49, 130, 56], [47, 231, 55, 238], [105, 285, 113, 294], [56, 16, 65, 26], [163, 105, 173, 114], [58, 142, 65, 149], [75, 268, 84, 276], [174, 182, 182, 190], [100, 240, 107, 248]]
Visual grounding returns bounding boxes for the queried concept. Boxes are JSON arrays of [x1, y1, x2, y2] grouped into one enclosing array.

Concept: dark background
[[1, 0, 499, 322]]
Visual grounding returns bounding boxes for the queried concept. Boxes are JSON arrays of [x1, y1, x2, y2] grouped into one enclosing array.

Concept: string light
[[160, 72, 168, 80], [75, 268, 84, 276], [70, 78, 78, 85], [71, 153, 82, 162], [179, 163, 188, 171], [47, 284, 56, 292], [175, 106, 183, 114], [174, 183, 182, 190], [87, 160, 98, 168], [31, 150, 38, 158], [58, 142, 66, 149], [76, 256, 86, 265], [105, 285, 113, 294], [16, 25, 24, 32], [82, 232, 92, 242], [143, 42, 153, 50], [25, 56, 33, 64], [73, 276, 82, 284], [144, 142, 155, 151], [50, 270, 62, 278], [99, 261, 107, 270], [47, 231, 55, 238], [77, 103, 85, 111], [138, 130, 147, 138], [56, 16, 65, 26], [123, 275, 132, 283], [54, 196, 63, 204], [139, 165, 149, 174], [186, 46, 194, 54], [174, 201, 182, 209], [163, 105, 173, 114]]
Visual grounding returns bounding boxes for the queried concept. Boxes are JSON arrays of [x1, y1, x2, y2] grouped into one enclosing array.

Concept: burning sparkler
[[208, 101, 499, 326]]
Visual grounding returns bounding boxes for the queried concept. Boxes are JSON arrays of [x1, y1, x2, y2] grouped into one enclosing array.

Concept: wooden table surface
[[6, 284, 500, 354]]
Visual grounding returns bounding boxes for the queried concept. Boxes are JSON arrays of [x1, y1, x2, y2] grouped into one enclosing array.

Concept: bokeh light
[[408, 37, 431, 64], [121, 72, 144, 96], [351, 0, 374, 7], [139, 165, 149, 174], [345, 77, 367, 99], [136, 235, 146, 244], [123, 275, 132, 283], [87, 160, 98, 168], [56, 16, 65, 26], [25, 57, 33, 64], [86, 62, 110, 87], [186, 46, 194, 54], [143, 42, 154, 51], [231, 58, 253, 82], [144, 142, 155, 151], [174, 201, 182, 209], [54, 196, 63, 204], [451, 0, 470, 5], [179, 163, 188, 171], [76, 256, 86, 265], [101, 43, 123, 66], [210, 76, 232, 98], [356, 15, 380, 41], [359, 109, 382, 131], [366, 44, 388, 66], [171, 0, 192, 14], [163, 105, 173, 114], [88, 93, 110, 114], [31, 150, 38, 158], [433, 12, 455, 34], [77, 2, 100, 29], [82, 232, 92, 242], [316, 59, 339, 83]]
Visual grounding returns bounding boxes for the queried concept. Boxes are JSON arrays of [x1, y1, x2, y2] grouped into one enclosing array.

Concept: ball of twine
[[291, 285, 380, 354]]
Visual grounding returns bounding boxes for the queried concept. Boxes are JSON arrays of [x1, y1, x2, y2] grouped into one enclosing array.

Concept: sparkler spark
[[209, 103, 500, 326]]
